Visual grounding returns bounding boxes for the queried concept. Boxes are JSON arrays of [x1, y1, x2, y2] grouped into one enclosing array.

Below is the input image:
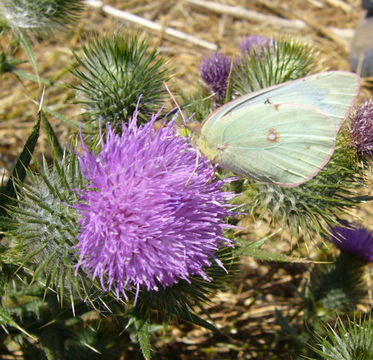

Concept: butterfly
[[196, 71, 360, 187]]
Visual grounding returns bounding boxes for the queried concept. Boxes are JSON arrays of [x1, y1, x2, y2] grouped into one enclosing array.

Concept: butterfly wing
[[198, 103, 336, 187], [198, 71, 359, 186], [202, 71, 360, 133]]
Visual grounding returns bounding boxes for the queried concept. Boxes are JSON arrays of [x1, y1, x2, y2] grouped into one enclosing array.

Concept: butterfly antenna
[[185, 149, 200, 188], [224, 57, 235, 103], [164, 82, 200, 187], [164, 82, 187, 126]]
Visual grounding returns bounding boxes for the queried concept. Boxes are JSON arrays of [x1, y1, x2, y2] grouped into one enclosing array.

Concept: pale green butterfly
[[196, 71, 360, 187]]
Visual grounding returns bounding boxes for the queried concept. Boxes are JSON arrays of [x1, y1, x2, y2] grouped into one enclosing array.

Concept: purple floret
[[74, 109, 234, 300], [239, 35, 271, 56], [330, 221, 373, 263], [200, 52, 231, 101], [349, 100, 373, 156]]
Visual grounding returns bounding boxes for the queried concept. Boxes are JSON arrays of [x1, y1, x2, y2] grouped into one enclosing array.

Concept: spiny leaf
[[41, 105, 81, 130], [236, 238, 312, 263], [178, 310, 219, 333], [0, 112, 41, 220], [224, 58, 234, 103], [6, 112, 40, 195], [40, 111, 64, 160], [0, 306, 36, 340], [135, 318, 151, 360], [12, 67, 57, 86], [13, 27, 40, 84]]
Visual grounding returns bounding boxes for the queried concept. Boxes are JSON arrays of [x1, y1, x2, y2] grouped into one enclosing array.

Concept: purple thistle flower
[[349, 100, 373, 156], [200, 52, 231, 101], [239, 35, 272, 56], [330, 221, 373, 263], [74, 110, 234, 300]]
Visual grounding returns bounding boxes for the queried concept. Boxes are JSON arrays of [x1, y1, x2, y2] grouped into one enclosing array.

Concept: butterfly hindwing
[[209, 103, 335, 186]]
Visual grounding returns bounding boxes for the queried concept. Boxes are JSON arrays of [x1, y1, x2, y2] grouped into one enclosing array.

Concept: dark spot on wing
[[267, 128, 280, 143], [217, 143, 229, 152]]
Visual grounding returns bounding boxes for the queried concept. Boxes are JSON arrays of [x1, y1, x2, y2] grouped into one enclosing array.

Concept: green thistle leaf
[[0, 306, 36, 339], [12, 27, 40, 84], [235, 237, 311, 263], [135, 318, 151, 360], [0, 112, 41, 220], [40, 111, 63, 160], [0, 51, 23, 75]]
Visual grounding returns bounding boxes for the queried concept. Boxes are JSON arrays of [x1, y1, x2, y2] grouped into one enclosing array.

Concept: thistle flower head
[[348, 100, 373, 156], [5, 153, 99, 303], [200, 52, 231, 101], [310, 316, 373, 360], [71, 34, 170, 135], [0, 0, 83, 35], [330, 222, 373, 263], [74, 109, 234, 299], [234, 39, 315, 94], [239, 35, 271, 55], [236, 139, 363, 240]]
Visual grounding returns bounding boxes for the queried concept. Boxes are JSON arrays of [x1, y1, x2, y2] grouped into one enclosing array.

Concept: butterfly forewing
[[202, 71, 359, 133]]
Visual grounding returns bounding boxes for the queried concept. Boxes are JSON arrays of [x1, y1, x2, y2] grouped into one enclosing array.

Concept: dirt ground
[[1, 0, 372, 359]]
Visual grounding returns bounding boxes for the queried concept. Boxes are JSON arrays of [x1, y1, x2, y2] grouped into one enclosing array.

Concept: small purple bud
[[349, 100, 373, 156], [200, 52, 231, 101]]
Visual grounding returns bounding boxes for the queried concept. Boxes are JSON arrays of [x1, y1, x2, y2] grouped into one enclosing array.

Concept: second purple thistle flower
[[330, 221, 373, 263], [74, 110, 234, 299], [200, 52, 231, 101]]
